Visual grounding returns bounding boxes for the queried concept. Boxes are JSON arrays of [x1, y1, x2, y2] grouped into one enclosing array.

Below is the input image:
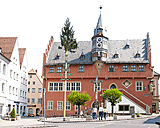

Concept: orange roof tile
[[0, 37, 17, 59], [19, 48, 26, 68]]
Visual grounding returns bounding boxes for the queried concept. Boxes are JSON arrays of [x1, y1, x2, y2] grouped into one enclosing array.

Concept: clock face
[[97, 43, 102, 48], [97, 37, 102, 42]]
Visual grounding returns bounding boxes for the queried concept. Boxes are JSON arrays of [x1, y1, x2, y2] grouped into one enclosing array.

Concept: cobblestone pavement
[[0, 114, 159, 128]]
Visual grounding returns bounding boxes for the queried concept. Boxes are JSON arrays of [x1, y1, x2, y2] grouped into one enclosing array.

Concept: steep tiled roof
[[46, 39, 149, 65], [19, 48, 26, 68], [0, 37, 17, 59]]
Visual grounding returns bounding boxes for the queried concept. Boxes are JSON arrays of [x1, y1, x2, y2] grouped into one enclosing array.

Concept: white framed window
[[131, 65, 136, 72], [38, 98, 42, 104], [31, 98, 35, 103], [66, 82, 81, 91], [71, 83, 75, 91], [12, 87, 15, 95], [66, 83, 70, 91], [27, 98, 30, 103], [16, 88, 18, 95], [3, 64, 6, 75], [49, 83, 53, 91], [76, 83, 80, 91], [66, 102, 70, 110], [122, 65, 128, 72], [10, 70, 12, 78], [138, 65, 144, 72], [25, 92, 26, 99], [2, 83, 5, 92], [13, 72, 15, 80], [94, 83, 101, 91], [109, 65, 114, 72], [33, 81, 35, 85], [49, 67, 54, 73], [9, 86, 11, 94], [38, 88, 42, 93], [49, 82, 63, 91], [136, 81, 143, 91], [78, 65, 84, 72], [57, 101, 63, 110], [57, 66, 62, 73], [20, 90, 22, 97], [75, 105, 78, 111], [16, 74, 18, 81], [32, 88, 35, 93], [48, 101, 53, 110], [28, 88, 30, 93]]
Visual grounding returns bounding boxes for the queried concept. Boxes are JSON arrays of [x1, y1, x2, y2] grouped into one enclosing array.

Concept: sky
[[0, 0, 160, 76]]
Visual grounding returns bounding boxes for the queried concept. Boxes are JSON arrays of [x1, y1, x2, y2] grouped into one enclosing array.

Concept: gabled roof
[[19, 48, 26, 68], [46, 39, 149, 66], [0, 37, 17, 60], [154, 71, 160, 76], [28, 69, 43, 84]]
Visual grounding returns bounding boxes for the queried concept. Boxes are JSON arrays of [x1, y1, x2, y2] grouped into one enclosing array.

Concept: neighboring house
[[152, 71, 160, 113], [27, 69, 43, 116], [0, 47, 10, 118], [0, 37, 28, 117], [42, 8, 156, 116]]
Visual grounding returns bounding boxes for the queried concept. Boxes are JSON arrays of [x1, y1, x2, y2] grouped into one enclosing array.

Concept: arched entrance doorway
[[109, 84, 117, 89], [36, 108, 40, 116]]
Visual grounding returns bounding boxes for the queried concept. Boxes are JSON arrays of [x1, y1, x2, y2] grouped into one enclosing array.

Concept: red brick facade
[[42, 34, 154, 116]]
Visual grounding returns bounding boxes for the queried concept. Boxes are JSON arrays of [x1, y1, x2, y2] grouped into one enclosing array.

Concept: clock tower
[[92, 6, 108, 62]]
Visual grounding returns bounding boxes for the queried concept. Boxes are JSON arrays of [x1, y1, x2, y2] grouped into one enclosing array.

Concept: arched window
[[110, 84, 117, 89], [28, 108, 33, 115]]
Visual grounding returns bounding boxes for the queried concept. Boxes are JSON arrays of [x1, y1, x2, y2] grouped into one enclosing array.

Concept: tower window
[[109, 65, 114, 72]]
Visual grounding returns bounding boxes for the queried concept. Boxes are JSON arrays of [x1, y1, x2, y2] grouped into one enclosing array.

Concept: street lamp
[[43, 88, 46, 127]]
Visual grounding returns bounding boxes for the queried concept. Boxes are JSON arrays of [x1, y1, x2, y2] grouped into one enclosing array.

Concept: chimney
[[35, 70, 37, 73]]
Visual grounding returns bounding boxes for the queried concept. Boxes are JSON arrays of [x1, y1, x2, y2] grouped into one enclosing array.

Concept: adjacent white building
[[0, 37, 28, 118]]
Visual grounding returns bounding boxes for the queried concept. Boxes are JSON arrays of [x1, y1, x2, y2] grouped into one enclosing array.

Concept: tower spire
[[96, 5, 102, 29]]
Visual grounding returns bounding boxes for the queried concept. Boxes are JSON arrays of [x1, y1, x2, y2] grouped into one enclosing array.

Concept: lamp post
[[43, 88, 46, 127]]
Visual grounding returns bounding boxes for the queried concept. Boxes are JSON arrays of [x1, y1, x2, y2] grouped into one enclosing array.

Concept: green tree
[[68, 91, 91, 116], [10, 108, 16, 118], [60, 17, 78, 53], [102, 89, 122, 115]]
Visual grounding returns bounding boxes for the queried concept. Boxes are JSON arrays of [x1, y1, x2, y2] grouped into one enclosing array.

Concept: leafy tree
[[68, 91, 91, 116], [102, 89, 122, 115], [10, 108, 16, 118], [60, 17, 78, 53]]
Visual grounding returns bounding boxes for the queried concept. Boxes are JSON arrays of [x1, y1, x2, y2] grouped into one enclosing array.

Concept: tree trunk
[[78, 105, 80, 118], [111, 104, 114, 116]]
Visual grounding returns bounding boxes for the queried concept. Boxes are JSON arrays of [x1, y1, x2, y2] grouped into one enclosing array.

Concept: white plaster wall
[[106, 95, 146, 114]]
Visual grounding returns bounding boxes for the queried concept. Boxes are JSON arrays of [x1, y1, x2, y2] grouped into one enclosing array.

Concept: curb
[[18, 125, 58, 128]]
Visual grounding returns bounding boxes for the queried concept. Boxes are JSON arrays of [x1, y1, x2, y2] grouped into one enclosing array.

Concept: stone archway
[[36, 108, 40, 116]]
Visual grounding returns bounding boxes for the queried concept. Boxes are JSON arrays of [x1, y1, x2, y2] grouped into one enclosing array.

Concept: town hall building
[[42, 8, 157, 116]]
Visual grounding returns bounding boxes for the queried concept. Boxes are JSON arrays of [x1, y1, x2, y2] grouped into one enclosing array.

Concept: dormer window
[[114, 49, 119, 58], [125, 41, 130, 49], [80, 49, 85, 59], [56, 53, 60, 59], [135, 51, 140, 58], [114, 54, 119, 58]]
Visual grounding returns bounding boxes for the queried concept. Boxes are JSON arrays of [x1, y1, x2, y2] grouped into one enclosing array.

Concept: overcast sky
[[0, 0, 160, 75]]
